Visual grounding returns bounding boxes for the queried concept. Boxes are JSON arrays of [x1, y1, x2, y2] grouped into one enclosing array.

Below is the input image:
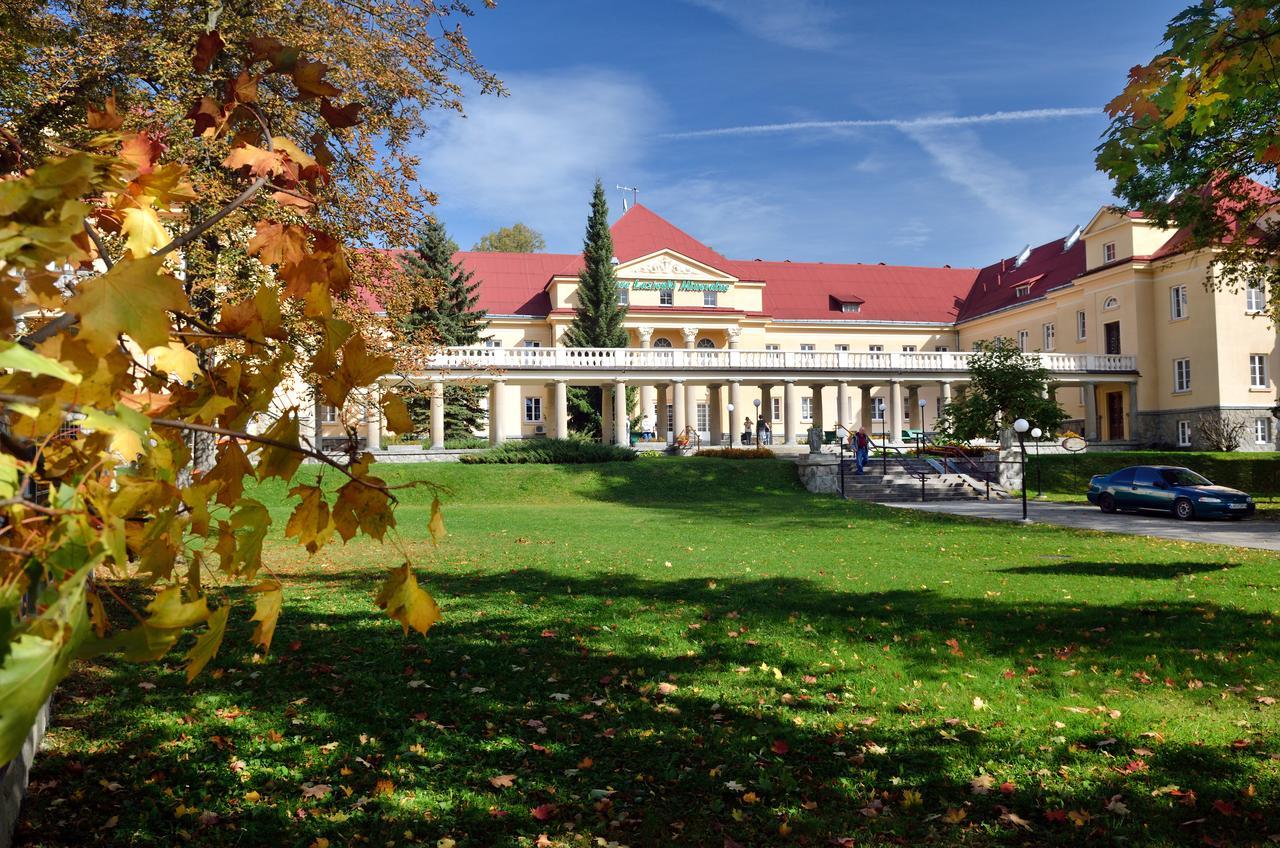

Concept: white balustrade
[[415, 347, 1137, 375]]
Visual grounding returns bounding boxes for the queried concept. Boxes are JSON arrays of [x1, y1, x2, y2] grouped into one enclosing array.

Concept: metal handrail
[[920, 436, 995, 500]]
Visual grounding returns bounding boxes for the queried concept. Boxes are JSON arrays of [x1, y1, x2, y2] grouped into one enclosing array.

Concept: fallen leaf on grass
[[301, 783, 331, 799]]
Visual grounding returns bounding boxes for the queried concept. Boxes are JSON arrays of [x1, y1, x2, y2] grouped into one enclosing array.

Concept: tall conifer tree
[[401, 218, 489, 438], [563, 180, 629, 434]]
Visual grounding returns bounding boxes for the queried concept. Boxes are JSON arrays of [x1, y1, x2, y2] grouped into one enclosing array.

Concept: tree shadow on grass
[[19, 567, 1280, 848], [997, 561, 1240, 579]]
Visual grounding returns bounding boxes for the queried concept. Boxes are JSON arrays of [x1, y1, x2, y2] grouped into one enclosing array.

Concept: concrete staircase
[[840, 456, 998, 503]]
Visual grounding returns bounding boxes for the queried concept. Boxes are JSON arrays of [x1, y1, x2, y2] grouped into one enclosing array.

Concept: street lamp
[[727, 402, 735, 447], [917, 397, 928, 455], [753, 398, 762, 446], [1030, 426, 1043, 499], [1013, 418, 1030, 521]]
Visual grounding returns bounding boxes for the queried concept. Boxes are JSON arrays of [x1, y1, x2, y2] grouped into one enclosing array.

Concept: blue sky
[[415, 0, 1186, 268]]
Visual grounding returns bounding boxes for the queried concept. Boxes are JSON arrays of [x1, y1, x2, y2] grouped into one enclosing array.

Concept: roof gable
[[610, 204, 731, 269], [956, 235, 1085, 323], [615, 249, 738, 283]]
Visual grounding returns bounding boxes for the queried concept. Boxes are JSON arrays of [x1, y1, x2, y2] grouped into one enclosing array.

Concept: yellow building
[[339, 203, 1276, 452]]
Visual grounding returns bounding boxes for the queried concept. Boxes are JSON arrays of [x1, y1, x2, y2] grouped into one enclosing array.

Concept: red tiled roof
[[955, 236, 1086, 322], [449, 251, 578, 315], [610, 204, 731, 268]]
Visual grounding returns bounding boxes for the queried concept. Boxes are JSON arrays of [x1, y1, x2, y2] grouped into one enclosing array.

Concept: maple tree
[[472, 222, 546, 253], [0, 31, 451, 764], [1097, 1, 1280, 323]]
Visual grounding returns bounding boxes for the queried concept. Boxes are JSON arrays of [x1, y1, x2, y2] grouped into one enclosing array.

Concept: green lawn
[[19, 459, 1280, 847]]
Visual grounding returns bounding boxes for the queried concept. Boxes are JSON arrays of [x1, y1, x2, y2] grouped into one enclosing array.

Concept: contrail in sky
[[662, 107, 1102, 139]]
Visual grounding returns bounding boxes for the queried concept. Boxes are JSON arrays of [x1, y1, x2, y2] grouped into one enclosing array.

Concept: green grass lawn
[[19, 459, 1280, 847]]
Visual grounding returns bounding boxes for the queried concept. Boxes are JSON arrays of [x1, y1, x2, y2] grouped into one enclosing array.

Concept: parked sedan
[[1087, 465, 1255, 520]]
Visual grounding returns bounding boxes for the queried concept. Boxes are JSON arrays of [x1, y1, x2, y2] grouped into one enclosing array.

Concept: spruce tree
[[563, 180, 629, 435], [401, 218, 489, 439]]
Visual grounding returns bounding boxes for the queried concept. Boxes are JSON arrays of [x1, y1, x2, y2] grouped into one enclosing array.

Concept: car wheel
[[1099, 493, 1116, 514], [1173, 498, 1195, 521]]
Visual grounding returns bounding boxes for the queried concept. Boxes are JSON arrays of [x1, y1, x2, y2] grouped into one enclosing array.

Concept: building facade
[[346, 203, 1276, 451]]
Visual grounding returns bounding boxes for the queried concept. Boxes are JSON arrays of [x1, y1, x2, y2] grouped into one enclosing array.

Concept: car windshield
[[1159, 468, 1212, 487]]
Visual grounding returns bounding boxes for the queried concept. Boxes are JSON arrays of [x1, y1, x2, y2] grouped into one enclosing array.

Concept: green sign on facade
[[627, 279, 731, 293]]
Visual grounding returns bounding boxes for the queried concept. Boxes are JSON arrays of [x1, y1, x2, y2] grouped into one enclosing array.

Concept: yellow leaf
[[67, 254, 188, 352], [375, 564, 441, 637], [146, 586, 210, 630], [428, 496, 446, 546], [81, 403, 151, 460], [285, 485, 332, 550], [381, 393, 413, 434], [943, 807, 967, 824], [146, 342, 200, 381], [0, 341, 82, 384], [120, 198, 170, 258], [320, 333, 394, 408], [88, 590, 109, 638], [249, 581, 283, 653], [184, 604, 229, 682]]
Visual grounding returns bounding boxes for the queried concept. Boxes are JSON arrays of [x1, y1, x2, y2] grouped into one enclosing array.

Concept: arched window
[[1103, 296, 1119, 310], [653, 337, 673, 348], [696, 338, 716, 349]]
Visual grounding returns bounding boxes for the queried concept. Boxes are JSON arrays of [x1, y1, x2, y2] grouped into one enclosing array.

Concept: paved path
[[883, 499, 1280, 552]]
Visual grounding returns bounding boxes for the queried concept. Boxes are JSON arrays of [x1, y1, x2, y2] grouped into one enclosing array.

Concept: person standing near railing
[[852, 426, 874, 474]]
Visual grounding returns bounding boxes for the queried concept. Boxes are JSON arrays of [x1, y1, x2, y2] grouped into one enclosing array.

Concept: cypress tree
[[400, 218, 489, 439], [563, 180, 629, 435]]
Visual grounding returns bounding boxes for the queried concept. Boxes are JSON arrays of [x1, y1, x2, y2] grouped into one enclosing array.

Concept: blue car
[[1087, 465, 1255, 520]]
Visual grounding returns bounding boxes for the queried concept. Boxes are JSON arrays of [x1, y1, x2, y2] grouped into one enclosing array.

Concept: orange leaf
[[193, 30, 225, 73], [292, 59, 341, 100]]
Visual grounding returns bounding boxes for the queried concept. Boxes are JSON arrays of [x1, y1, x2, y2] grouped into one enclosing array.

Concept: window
[[1174, 357, 1191, 393], [665, 403, 673, 433], [1103, 242, 1116, 263], [869, 344, 884, 353], [765, 344, 780, 351], [659, 289, 673, 306], [703, 290, 718, 307], [522, 340, 541, 348], [771, 397, 781, 422], [871, 397, 885, 421], [1255, 417, 1273, 444], [1133, 467, 1161, 487], [1177, 420, 1192, 447], [800, 397, 812, 422], [840, 302, 861, 313], [799, 343, 815, 351], [1247, 282, 1266, 313], [1250, 353, 1269, 388], [617, 286, 629, 306], [935, 345, 950, 352], [653, 337, 673, 348], [972, 342, 983, 351], [1103, 296, 1118, 310], [1043, 322, 1055, 351], [696, 338, 715, 349], [834, 344, 849, 352], [696, 403, 709, 432], [902, 345, 917, 353], [1111, 467, 1136, 485], [1016, 330, 1028, 352], [321, 404, 340, 424], [1015, 284, 1031, 298], [524, 397, 542, 422], [1170, 285, 1188, 320], [484, 339, 502, 348], [1076, 310, 1087, 340]]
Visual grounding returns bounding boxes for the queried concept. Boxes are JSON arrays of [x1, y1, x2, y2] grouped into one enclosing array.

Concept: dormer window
[[1103, 242, 1117, 263], [841, 302, 861, 313], [1015, 284, 1031, 298]]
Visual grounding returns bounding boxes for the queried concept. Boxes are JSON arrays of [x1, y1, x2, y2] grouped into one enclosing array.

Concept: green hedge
[[693, 447, 776, 459], [1028, 451, 1280, 495], [458, 438, 636, 465]]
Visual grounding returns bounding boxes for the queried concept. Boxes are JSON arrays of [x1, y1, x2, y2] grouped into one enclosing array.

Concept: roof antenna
[[616, 184, 639, 211]]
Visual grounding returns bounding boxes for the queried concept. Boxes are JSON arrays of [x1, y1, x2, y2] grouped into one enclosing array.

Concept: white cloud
[[419, 70, 663, 249], [664, 107, 1100, 140], [890, 219, 933, 250], [684, 0, 847, 51]]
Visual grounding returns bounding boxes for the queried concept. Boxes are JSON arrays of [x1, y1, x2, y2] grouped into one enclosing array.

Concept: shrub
[[1028, 451, 1280, 495], [443, 436, 489, 450], [459, 438, 636, 464], [694, 447, 776, 459]]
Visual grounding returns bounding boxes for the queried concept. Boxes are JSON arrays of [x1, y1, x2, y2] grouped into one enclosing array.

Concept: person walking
[[758, 417, 771, 446], [853, 426, 874, 474], [742, 417, 754, 445]]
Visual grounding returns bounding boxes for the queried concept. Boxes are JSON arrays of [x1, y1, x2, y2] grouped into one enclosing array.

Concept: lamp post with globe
[[1013, 418, 1030, 521], [727, 402, 735, 448], [1030, 426, 1043, 498], [753, 398, 762, 446]]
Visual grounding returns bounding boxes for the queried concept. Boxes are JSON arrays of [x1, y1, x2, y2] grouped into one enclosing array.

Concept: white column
[[430, 381, 445, 449], [907, 385, 920, 430], [728, 380, 743, 447], [727, 327, 741, 350], [811, 384, 825, 440], [600, 382, 614, 443], [759, 384, 773, 444], [685, 382, 699, 441], [940, 380, 953, 408], [888, 379, 903, 444], [836, 381, 850, 438], [365, 385, 382, 451], [656, 384, 669, 441], [783, 380, 797, 446], [637, 326, 654, 348], [1082, 382, 1098, 441], [860, 384, 873, 431], [488, 380, 506, 446], [708, 384, 723, 445], [671, 379, 687, 438], [682, 327, 698, 349], [614, 379, 628, 445], [552, 380, 569, 440], [637, 330, 655, 437]]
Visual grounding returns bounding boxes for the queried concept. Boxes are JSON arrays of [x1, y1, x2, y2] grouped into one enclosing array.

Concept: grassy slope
[[19, 459, 1280, 847]]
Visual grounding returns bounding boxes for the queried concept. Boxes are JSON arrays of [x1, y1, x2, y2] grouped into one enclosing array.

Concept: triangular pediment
[[1082, 206, 1132, 236], [615, 249, 737, 283]]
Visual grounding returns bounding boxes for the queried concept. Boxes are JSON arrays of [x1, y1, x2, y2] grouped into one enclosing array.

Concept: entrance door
[[1104, 321, 1121, 355], [1105, 391, 1124, 440]]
